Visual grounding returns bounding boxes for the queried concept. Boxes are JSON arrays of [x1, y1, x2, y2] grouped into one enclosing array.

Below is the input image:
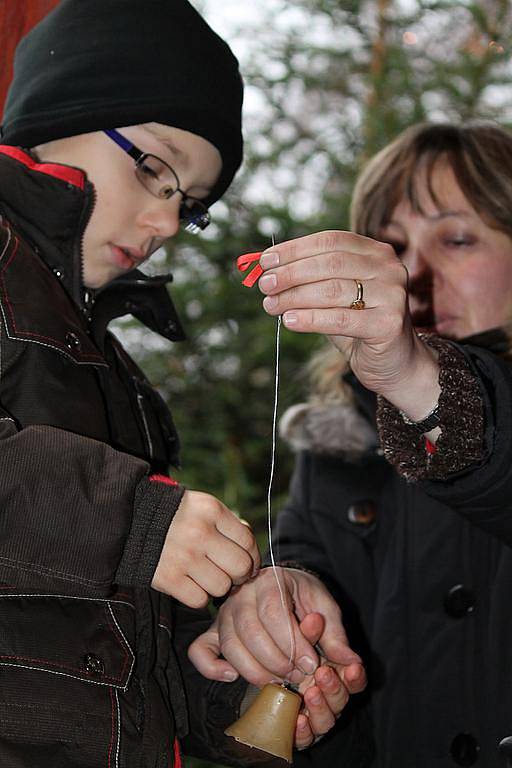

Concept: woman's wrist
[[376, 335, 485, 481], [377, 336, 441, 423]]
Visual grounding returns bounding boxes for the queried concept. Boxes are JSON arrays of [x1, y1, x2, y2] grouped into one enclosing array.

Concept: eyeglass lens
[[135, 155, 210, 231]]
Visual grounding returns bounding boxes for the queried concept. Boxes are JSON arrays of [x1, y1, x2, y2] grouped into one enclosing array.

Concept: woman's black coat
[[276, 342, 512, 768]]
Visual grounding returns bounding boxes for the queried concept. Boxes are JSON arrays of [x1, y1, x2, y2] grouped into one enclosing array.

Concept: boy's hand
[[295, 612, 366, 750], [151, 490, 260, 607]]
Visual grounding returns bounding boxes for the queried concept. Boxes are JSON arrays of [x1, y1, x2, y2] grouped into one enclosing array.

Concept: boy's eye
[[139, 162, 159, 180], [159, 185, 175, 199]]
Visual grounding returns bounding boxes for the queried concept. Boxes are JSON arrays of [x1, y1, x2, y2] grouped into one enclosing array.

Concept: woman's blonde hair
[[350, 121, 512, 238], [313, 121, 512, 400]]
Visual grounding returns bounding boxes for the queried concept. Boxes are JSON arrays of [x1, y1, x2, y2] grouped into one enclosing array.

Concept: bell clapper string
[[266, 234, 296, 685]]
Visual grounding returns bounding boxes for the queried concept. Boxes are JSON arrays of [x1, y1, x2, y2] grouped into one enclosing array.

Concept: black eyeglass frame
[[103, 128, 211, 233]]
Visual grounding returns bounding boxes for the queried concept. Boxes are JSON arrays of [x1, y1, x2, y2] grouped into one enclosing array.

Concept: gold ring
[[350, 279, 365, 310]]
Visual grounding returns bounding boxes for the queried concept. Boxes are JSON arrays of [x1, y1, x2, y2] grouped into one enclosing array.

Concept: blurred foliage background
[[113, 1, 512, 765]]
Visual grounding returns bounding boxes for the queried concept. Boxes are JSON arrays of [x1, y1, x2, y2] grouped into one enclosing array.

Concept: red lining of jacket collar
[[0, 145, 85, 190]]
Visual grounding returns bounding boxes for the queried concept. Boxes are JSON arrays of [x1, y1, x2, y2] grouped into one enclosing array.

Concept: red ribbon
[[237, 251, 263, 287]]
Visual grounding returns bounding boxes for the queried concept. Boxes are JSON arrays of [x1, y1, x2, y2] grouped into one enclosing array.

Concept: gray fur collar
[[279, 401, 378, 459]]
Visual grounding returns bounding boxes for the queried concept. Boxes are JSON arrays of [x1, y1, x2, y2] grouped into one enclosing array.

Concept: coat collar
[[0, 146, 185, 343]]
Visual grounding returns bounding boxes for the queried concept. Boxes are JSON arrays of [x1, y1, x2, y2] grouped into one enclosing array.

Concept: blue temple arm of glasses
[[104, 129, 141, 161]]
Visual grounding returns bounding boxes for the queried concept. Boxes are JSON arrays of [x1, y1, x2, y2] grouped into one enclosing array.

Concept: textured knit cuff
[[115, 475, 185, 587], [376, 335, 485, 481], [262, 560, 322, 581]]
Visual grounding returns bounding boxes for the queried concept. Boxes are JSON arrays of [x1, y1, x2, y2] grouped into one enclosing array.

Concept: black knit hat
[[1, 0, 244, 204]]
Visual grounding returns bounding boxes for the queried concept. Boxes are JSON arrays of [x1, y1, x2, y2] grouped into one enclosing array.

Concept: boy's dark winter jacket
[[0, 145, 272, 768]]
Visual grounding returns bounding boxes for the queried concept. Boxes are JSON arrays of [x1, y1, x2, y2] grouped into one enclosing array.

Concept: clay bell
[[225, 682, 302, 763]]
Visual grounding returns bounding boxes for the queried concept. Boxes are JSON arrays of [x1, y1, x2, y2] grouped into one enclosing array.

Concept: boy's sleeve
[[0, 417, 184, 594]]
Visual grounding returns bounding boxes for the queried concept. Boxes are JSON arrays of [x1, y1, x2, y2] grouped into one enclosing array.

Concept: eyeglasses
[[104, 129, 211, 234]]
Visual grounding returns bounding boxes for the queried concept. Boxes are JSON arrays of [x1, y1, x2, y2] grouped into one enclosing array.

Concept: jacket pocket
[[0, 594, 135, 686], [0, 594, 138, 768]]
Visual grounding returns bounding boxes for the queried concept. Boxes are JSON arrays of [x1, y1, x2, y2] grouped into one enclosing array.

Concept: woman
[[191, 122, 512, 767], [0, 0, 356, 765]]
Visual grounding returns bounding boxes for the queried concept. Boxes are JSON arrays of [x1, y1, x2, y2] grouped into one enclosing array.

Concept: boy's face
[[35, 123, 222, 288]]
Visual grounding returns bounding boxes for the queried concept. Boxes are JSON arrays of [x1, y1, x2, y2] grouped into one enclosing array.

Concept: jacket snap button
[[65, 331, 82, 351], [450, 733, 480, 766], [53, 267, 65, 280], [498, 736, 512, 765], [84, 653, 105, 676], [347, 500, 376, 526], [444, 584, 475, 618]]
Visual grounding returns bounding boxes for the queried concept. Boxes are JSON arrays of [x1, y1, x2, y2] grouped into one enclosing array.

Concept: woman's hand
[[151, 490, 260, 608], [258, 230, 440, 420], [189, 581, 366, 751], [188, 567, 363, 686]]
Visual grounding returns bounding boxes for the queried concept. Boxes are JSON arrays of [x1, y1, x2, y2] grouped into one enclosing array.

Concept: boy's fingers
[[304, 683, 347, 735], [216, 509, 260, 573], [205, 532, 255, 585], [295, 714, 315, 750], [340, 661, 367, 694]]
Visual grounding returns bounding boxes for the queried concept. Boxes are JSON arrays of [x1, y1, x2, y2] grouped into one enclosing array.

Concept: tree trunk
[[0, 0, 61, 117]]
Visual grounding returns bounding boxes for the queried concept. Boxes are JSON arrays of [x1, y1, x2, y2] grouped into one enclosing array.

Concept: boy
[[0, 1, 355, 765]]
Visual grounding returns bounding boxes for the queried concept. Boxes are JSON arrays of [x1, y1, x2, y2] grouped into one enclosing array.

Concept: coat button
[[498, 736, 512, 766], [450, 733, 480, 766], [83, 653, 105, 676], [444, 585, 475, 618], [65, 331, 82, 351], [347, 500, 376, 526]]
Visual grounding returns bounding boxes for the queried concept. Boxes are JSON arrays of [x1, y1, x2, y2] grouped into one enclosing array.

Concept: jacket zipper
[[134, 381, 154, 460], [73, 181, 97, 324]]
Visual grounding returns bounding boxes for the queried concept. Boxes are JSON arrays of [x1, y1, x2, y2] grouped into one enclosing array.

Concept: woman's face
[[378, 161, 512, 339], [36, 123, 222, 288]]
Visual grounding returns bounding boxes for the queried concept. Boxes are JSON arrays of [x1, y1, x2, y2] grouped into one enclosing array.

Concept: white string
[[265, 269, 296, 677]]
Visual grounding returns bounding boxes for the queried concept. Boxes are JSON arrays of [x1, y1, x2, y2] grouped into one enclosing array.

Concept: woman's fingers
[[260, 230, 390, 268], [221, 629, 296, 686], [219, 600, 305, 685], [259, 250, 380, 295], [256, 231, 408, 345], [253, 574, 319, 677], [187, 624, 240, 683], [262, 277, 379, 315], [277, 305, 404, 338]]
